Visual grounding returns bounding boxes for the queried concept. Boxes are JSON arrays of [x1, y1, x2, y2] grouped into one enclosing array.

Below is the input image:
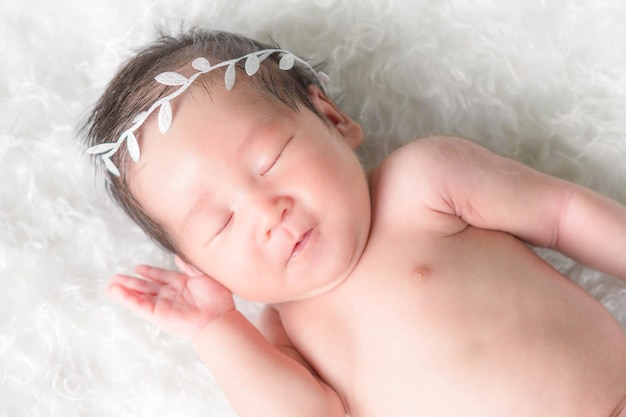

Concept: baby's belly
[[295, 227, 626, 417]]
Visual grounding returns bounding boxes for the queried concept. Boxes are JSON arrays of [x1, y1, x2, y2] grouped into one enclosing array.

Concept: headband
[[87, 49, 329, 176]]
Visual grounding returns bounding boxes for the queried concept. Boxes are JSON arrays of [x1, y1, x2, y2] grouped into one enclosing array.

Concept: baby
[[83, 29, 626, 416]]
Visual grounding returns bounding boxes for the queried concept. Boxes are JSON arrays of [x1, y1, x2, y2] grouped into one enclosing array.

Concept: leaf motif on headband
[[91, 48, 329, 176], [245, 54, 260, 76], [158, 101, 173, 134], [126, 132, 140, 162], [224, 63, 236, 91], [192, 57, 211, 71], [155, 72, 188, 86], [279, 53, 295, 70], [103, 156, 120, 177], [87, 142, 117, 155]]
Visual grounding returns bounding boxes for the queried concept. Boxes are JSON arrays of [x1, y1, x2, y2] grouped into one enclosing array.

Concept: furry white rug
[[2, 0, 626, 415]]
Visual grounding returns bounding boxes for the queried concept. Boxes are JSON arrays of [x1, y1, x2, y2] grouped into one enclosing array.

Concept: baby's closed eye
[[259, 136, 293, 176], [215, 212, 234, 236]]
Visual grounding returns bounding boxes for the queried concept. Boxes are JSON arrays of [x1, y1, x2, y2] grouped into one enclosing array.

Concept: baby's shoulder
[[368, 135, 462, 203], [372, 135, 477, 176], [367, 136, 470, 234]]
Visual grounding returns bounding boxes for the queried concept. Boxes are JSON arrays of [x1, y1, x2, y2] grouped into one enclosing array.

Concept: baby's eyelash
[[216, 212, 233, 236], [260, 151, 282, 176], [260, 136, 293, 176]]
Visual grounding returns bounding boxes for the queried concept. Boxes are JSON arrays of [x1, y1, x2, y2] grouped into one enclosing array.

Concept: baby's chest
[[283, 226, 626, 416], [284, 229, 514, 403]]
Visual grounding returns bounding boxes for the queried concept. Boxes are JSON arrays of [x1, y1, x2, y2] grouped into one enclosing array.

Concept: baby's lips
[[290, 228, 313, 259]]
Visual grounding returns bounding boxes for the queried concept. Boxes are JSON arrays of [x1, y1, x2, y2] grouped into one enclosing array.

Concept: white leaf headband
[[87, 49, 329, 176]]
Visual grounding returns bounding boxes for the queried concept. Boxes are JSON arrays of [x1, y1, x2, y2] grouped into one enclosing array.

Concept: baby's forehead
[[137, 84, 292, 158]]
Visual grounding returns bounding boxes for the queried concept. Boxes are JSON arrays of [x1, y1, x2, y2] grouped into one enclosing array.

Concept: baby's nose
[[256, 195, 293, 242]]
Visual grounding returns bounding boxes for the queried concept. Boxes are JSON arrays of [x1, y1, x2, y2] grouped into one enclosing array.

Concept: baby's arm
[[105, 261, 345, 417], [384, 136, 626, 280], [195, 308, 344, 417]]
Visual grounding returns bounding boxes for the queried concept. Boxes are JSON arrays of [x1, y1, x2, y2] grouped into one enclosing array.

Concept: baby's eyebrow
[[181, 193, 214, 232], [236, 124, 262, 155]]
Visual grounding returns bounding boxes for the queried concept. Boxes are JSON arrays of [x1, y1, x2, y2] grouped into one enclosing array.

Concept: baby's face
[[131, 83, 370, 303]]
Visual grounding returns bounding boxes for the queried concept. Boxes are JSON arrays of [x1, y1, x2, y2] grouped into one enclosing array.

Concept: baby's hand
[[105, 257, 235, 340]]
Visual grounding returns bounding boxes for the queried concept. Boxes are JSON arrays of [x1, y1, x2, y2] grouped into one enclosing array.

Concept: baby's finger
[[109, 273, 161, 296], [105, 283, 157, 319], [134, 264, 182, 284]]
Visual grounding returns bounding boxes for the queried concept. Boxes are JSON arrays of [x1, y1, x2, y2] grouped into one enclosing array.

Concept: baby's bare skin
[[106, 85, 626, 416], [272, 139, 626, 417], [278, 216, 626, 417]]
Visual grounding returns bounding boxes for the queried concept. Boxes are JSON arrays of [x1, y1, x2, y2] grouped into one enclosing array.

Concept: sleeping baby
[[82, 29, 626, 417]]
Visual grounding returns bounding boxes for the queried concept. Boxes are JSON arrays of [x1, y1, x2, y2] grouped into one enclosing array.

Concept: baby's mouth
[[290, 228, 313, 259]]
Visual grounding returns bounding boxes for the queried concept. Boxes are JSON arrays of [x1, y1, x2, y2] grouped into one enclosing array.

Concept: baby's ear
[[308, 86, 363, 148], [174, 255, 204, 277]]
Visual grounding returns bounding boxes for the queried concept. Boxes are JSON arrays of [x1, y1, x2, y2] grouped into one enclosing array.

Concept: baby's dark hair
[[81, 28, 327, 256]]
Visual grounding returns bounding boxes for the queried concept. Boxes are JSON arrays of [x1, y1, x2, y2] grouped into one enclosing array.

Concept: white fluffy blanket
[[3, 0, 626, 415]]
